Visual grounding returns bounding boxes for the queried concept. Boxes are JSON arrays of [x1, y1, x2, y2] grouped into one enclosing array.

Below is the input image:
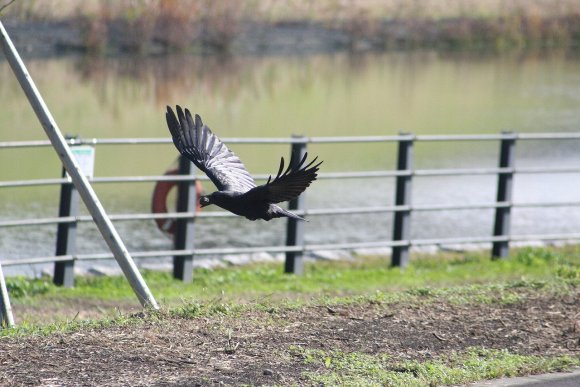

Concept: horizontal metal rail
[[3, 200, 580, 228], [3, 232, 579, 267], [2, 132, 580, 150], [516, 133, 580, 140], [2, 165, 580, 189]]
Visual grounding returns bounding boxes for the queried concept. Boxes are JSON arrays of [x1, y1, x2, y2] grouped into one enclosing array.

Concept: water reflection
[[3, 49, 580, 142], [75, 54, 251, 109]]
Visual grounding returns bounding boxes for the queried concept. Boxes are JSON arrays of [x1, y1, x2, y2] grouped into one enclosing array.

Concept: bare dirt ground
[[1, 290, 579, 386]]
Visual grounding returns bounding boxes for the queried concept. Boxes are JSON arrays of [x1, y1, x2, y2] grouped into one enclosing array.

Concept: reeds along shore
[[3, 0, 580, 53]]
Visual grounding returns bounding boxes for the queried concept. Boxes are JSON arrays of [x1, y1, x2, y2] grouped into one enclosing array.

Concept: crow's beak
[[199, 197, 210, 208]]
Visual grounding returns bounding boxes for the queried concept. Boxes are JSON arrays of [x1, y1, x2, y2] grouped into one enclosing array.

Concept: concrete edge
[[471, 367, 580, 386]]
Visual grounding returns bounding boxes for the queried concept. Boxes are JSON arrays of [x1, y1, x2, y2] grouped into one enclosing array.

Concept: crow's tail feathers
[[270, 206, 306, 222]]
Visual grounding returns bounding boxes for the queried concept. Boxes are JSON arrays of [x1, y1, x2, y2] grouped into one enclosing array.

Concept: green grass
[[291, 346, 580, 386], [0, 311, 140, 338], [4, 245, 578, 336], [7, 246, 579, 307], [2, 273, 572, 338]]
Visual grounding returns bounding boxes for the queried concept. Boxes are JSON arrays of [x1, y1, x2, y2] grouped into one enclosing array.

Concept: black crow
[[165, 105, 322, 221]]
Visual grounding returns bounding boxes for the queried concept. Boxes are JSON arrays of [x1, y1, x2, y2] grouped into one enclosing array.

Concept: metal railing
[[1, 132, 580, 284]]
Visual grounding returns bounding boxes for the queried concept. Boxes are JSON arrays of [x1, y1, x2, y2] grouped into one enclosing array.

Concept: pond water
[[1, 50, 580, 276]]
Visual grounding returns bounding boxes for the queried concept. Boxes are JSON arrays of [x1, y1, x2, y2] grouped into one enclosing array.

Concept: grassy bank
[[292, 346, 579, 386], [3, 0, 580, 53], [6, 245, 579, 322], [1, 246, 578, 385]]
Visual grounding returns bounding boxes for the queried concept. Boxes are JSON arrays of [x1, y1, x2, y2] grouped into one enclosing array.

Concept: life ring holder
[[151, 168, 203, 235]]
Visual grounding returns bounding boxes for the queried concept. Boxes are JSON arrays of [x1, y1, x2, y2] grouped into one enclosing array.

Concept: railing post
[[173, 155, 197, 282], [492, 132, 516, 259], [391, 133, 414, 268], [285, 137, 307, 275], [53, 164, 80, 287]]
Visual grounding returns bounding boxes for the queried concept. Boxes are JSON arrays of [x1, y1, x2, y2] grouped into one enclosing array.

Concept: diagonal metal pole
[[0, 261, 15, 328], [0, 20, 159, 309]]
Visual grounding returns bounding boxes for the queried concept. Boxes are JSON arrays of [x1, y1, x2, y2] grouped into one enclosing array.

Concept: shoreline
[[2, 14, 580, 59], [4, 240, 575, 279]]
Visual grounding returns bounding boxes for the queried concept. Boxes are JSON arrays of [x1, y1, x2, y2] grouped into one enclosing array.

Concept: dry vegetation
[[5, 0, 580, 22], [3, 0, 580, 53]]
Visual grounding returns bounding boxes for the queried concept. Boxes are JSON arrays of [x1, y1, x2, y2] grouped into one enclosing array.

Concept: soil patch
[[1, 290, 579, 386]]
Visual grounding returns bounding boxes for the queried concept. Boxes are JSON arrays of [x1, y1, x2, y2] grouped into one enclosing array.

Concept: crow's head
[[199, 195, 212, 208]]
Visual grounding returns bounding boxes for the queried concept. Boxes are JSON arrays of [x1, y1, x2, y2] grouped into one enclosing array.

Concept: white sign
[[71, 145, 96, 179]]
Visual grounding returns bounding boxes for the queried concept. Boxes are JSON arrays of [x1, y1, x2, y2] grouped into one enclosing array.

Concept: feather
[[166, 106, 256, 192]]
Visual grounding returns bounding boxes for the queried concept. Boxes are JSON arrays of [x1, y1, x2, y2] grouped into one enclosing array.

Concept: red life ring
[[151, 168, 203, 235]]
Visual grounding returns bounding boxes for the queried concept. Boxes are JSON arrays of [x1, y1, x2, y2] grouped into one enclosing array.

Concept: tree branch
[[0, 0, 17, 15]]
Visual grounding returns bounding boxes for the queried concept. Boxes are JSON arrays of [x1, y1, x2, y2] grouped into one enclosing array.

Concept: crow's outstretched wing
[[245, 152, 322, 204], [166, 105, 256, 192]]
